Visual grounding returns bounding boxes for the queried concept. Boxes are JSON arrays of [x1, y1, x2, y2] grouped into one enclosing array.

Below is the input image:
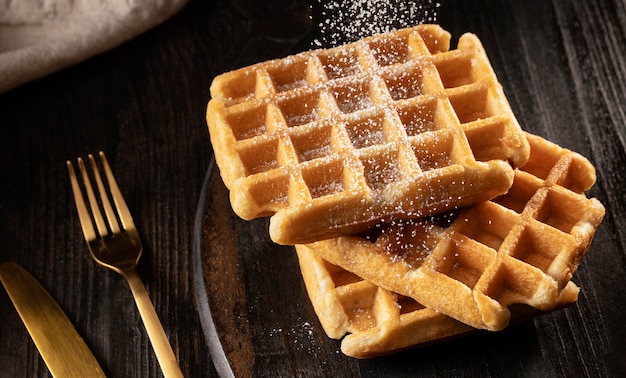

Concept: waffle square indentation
[[449, 85, 492, 124], [480, 261, 540, 304], [411, 133, 455, 172], [396, 98, 440, 136], [217, 70, 256, 101], [463, 120, 508, 162], [344, 112, 388, 149], [435, 53, 476, 89], [382, 65, 425, 101], [378, 220, 439, 267], [318, 48, 362, 81], [225, 103, 267, 141], [520, 144, 561, 181], [330, 80, 375, 114], [277, 90, 322, 127], [266, 57, 310, 93], [290, 123, 334, 162], [360, 150, 401, 190], [336, 282, 378, 330], [456, 204, 516, 251], [301, 159, 346, 199], [245, 171, 290, 209], [508, 225, 560, 273], [237, 136, 279, 176], [535, 189, 586, 234], [434, 239, 494, 290]]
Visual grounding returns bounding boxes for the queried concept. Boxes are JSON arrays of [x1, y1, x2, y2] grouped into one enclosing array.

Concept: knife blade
[[0, 262, 106, 377]]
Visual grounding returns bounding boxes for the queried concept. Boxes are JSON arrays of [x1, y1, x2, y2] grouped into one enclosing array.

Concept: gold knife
[[0, 262, 106, 377]]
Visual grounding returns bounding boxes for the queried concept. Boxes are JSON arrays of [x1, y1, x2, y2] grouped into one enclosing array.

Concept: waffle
[[295, 244, 580, 358], [206, 24, 530, 245], [305, 133, 605, 331]]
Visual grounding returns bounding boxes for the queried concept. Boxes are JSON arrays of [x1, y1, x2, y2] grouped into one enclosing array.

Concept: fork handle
[[124, 269, 184, 378]]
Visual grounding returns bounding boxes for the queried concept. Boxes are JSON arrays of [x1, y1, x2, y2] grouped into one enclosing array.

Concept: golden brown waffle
[[206, 24, 530, 245], [295, 244, 580, 358], [305, 133, 605, 331]]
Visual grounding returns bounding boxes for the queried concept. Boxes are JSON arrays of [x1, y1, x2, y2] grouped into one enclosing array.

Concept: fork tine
[[67, 160, 98, 242], [88, 153, 122, 235], [76, 156, 110, 238], [99, 152, 136, 231]]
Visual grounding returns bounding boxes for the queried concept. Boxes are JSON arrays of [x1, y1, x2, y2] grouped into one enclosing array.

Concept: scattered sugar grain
[[312, 0, 441, 48]]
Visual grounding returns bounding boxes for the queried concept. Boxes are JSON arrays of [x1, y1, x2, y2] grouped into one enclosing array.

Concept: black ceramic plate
[[191, 158, 584, 378]]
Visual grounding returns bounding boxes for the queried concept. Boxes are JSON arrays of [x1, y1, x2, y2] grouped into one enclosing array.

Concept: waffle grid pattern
[[207, 25, 529, 245], [306, 133, 605, 330], [295, 243, 580, 358]]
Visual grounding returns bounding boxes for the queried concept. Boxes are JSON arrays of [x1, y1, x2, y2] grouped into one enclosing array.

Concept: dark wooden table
[[1, 0, 625, 377]]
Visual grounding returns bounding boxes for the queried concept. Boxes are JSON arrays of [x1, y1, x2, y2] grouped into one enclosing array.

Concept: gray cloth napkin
[[0, 0, 188, 94]]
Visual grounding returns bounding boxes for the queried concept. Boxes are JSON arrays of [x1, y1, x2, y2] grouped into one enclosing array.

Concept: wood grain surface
[[1, 0, 625, 377]]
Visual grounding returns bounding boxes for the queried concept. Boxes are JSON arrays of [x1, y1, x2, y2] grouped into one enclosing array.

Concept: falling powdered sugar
[[311, 0, 441, 48]]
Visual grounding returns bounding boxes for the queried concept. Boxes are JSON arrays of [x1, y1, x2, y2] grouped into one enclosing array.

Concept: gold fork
[[67, 152, 183, 378]]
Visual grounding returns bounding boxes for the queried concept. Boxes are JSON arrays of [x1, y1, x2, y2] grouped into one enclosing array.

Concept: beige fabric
[[0, 0, 188, 94]]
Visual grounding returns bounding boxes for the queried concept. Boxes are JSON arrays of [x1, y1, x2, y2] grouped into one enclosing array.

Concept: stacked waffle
[[207, 24, 528, 245], [206, 24, 605, 358]]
